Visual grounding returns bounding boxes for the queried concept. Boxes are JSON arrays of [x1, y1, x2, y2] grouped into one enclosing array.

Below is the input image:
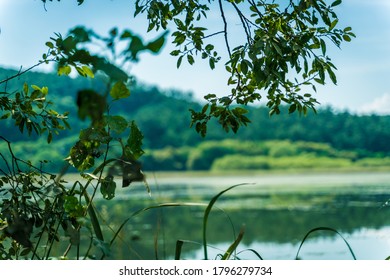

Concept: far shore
[[60, 169, 390, 190]]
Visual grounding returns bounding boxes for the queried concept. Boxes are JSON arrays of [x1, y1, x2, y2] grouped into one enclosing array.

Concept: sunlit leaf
[[81, 65, 94, 78], [58, 65, 72, 76], [110, 81, 130, 100], [23, 82, 29, 95]]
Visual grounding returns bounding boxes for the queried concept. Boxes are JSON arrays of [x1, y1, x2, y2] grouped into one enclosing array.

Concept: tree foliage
[[0, 22, 166, 258], [134, 0, 354, 135], [38, 0, 355, 136]]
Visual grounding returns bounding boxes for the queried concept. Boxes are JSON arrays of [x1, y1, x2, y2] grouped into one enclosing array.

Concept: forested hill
[[1, 66, 390, 171], [1, 66, 389, 152]]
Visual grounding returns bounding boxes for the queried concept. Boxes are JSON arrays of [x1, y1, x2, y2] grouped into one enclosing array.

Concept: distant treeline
[[1, 67, 390, 172]]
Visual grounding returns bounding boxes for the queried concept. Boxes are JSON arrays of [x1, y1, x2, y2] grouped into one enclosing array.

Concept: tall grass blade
[[295, 227, 357, 260], [237, 248, 264, 260], [109, 203, 207, 247], [84, 192, 104, 241], [174, 240, 221, 260], [203, 183, 250, 260], [175, 240, 184, 260], [221, 226, 245, 260]]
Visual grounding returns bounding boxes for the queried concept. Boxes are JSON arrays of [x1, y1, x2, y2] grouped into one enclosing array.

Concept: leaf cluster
[[0, 137, 67, 259], [135, 0, 355, 135], [43, 26, 167, 81], [0, 83, 69, 143], [51, 27, 155, 193], [0, 23, 166, 258]]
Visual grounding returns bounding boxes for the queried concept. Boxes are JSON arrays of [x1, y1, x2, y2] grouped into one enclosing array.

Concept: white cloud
[[359, 93, 390, 115]]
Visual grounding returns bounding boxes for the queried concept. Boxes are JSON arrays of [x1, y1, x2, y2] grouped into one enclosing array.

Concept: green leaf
[[23, 82, 29, 95], [128, 35, 145, 60], [344, 26, 353, 32], [320, 39, 327, 56], [94, 58, 129, 81], [81, 65, 95, 78], [47, 131, 53, 144], [110, 81, 130, 100], [84, 192, 105, 243], [221, 226, 245, 260], [331, 0, 342, 7], [241, 60, 248, 75], [100, 175, 116, 200], [289, 104, 297, 114], [126, 121, 144, 160], [295, 227, 356, 260], [170, 50, 180, 56], [203, 184, 249, 259], [329, 19, 339, 31], [45, 41, 54, 49], [327, 67, 337, 84], [187, 54, 195, 65], [58, 65, 72, 76], [177, 55, 183, 68], [31, 85, 41, 92], [77, 90, 106, 125], [105, 115, 128, 134], [41, 86, 49, 95], [62, 35, 77, 52], [343, 34, 351, 42], [272, 42, 283, 56], [64, 195, 85, 218], [209, 58, 215, 70], [121, 160, 146, 188], [70, 26, 90, 43], [146, 31, 168, 53], [69, 140, 97, 171]]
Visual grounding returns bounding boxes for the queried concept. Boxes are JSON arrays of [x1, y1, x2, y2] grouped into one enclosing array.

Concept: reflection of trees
[[90, 192, 390, 259]]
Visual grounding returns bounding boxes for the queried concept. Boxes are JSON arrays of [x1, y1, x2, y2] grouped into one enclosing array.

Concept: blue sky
[[1, 0, 390, 114]]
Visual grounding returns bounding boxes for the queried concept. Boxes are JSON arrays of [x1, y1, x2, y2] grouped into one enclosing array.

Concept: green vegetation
[[143, 139, 390, 172], [2, 65, 390, 173], [1, 67, 390, 173], [1, 0, 387, 261]]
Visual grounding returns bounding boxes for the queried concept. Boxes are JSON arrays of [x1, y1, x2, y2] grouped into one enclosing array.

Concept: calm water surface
[[92, 172, 390, 260]]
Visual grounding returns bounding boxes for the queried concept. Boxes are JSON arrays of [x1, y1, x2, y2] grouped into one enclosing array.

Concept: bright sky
[[1, 0, 390, 114]]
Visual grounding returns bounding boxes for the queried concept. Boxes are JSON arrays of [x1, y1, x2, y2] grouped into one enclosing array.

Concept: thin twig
[[0, 60, 54, 86], [218, 0, 231, 57], [248, 0, 264, 20], [231, 2, 253, 45]]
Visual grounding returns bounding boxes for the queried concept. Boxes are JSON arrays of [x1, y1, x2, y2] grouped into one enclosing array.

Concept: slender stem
[[0, 60, 54, 86], [218, 0, 231, 57]]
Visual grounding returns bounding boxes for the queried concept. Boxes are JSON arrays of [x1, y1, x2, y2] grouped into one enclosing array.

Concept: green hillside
[[1, 67, 390, 172]]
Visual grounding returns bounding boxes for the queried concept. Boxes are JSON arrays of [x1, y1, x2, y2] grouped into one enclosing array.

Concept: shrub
[[212, 155, 271, 170], [212, 154, 353, 171]]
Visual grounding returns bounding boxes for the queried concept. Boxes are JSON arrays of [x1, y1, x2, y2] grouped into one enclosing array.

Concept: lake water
[[91, 172, 390, 260]]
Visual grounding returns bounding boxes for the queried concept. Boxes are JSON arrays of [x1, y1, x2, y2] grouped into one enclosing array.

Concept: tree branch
[[230, 2, 253, 46], [0, 60, 50, 86], [218, 0, 231, 57]]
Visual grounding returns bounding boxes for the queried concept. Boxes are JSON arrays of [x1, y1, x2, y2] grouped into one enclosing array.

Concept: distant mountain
[[1, 66, 390, 155]]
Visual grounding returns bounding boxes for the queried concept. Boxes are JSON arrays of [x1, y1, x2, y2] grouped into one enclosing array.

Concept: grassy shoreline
[[142, 166, 390, 178], [61, 168, 390, 194]]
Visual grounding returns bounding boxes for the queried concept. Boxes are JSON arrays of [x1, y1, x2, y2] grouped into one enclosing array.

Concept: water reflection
[[91, 174, 390, 260]]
